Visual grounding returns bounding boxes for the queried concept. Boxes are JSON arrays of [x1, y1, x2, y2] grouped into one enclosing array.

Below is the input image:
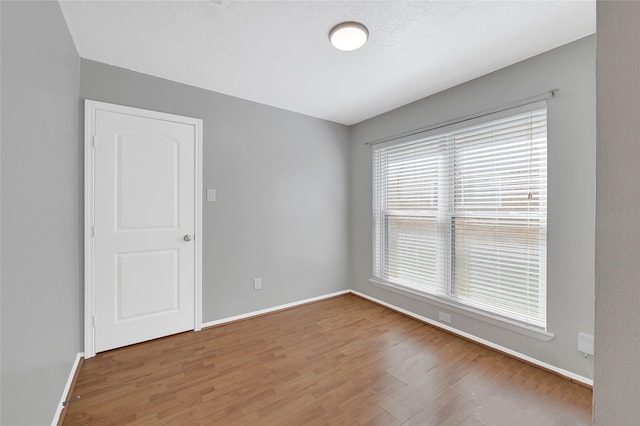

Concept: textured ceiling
[[59, 0, 595, 125]]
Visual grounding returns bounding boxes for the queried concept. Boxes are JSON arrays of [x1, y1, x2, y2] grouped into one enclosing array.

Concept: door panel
[[116, 249, 179, 321], [116, 133, 179, 230], [92, 108, 197, 353]]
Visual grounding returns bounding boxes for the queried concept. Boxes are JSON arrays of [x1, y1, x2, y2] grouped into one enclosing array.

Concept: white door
[[85, 101, 202, 356]]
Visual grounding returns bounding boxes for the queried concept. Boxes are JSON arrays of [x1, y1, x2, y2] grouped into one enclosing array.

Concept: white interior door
[[85, 100, 202, 356]]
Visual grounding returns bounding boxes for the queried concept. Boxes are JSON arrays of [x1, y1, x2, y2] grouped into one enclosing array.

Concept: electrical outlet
[[253, 278, 262, 290], [207, 189, 216, 202], [578, 332, 594, 355], [438, 311, 452, 323]]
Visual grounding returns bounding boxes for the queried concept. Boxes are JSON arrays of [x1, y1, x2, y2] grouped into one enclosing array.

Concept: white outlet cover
[[578, 332, 594, 355], [438, 312, 452, 323], [207, 189, 216, 202]]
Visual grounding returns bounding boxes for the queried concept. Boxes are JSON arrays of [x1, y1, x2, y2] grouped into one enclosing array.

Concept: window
[[373, 103, 547, 329]]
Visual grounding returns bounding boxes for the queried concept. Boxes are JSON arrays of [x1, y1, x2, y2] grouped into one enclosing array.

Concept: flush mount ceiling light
[[329, 21, 369, 51]]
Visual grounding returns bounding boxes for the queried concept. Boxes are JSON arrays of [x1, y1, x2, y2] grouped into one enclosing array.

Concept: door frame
[[84, 100, 203, 358]]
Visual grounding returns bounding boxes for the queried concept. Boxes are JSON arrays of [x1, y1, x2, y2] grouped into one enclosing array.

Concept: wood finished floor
[[62, 294, 592, 425]]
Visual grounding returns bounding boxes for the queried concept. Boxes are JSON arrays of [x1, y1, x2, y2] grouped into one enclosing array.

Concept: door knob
[[183, 234, 192, 242]]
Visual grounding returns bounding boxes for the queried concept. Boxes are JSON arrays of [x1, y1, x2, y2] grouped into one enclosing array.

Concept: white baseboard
[[55, 286, 589, 425], [349, 289, 593, 387], [202, 288, 591, 386], [52, 352, 84, 426], [201, 290, 351, 329]]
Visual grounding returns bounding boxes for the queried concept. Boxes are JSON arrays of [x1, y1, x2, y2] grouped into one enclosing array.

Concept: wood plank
[[63, 294, 591, 425]]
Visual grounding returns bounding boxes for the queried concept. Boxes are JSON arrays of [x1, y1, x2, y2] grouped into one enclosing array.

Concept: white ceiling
[[59, 0, 595, 125]]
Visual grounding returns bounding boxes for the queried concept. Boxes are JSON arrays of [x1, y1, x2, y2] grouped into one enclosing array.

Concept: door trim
[[84, 100, 203, 358]]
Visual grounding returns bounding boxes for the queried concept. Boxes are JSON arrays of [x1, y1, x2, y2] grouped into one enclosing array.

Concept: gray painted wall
[[2, 2, 350, 422], [1, 1, 82, 425], [595, 2, 640, 423], [349, 36, 596, 379], [80, 60, 351, 323], [0, 1, 601, 422], [0, 2, 3, 421]]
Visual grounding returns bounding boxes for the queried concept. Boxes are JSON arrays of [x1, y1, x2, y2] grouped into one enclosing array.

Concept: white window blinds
[[373, 103, 547, 329]]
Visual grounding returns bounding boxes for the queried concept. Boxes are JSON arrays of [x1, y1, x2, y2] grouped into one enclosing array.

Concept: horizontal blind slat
[[373, 105, 547, 329]]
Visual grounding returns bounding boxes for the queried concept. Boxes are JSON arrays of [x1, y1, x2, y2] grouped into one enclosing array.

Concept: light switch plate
[[207, 189, 216, 202]]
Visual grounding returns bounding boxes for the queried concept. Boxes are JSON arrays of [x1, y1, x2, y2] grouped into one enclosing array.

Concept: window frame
[[371, 101, 549, 336]]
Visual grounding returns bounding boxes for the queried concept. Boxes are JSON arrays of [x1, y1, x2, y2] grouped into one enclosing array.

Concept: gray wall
[[80, 60, 351, 322], [595, 1, 640, 423], [0, 1, 3, 420], [1, 2, 350, 422], [0, 1, 601, 423], [1, 1, 82, 425], [349, 36, 596, 379]]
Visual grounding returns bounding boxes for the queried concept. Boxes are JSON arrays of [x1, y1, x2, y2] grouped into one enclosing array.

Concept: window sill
[[368, 278, 555, 341]]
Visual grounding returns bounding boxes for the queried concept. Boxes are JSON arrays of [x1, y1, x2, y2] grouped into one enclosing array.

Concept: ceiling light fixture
[[329, 22, 368, 51]]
